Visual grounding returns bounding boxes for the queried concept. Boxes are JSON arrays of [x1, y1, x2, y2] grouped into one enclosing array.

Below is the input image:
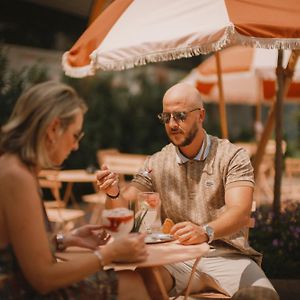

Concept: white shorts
[[164, 253, 276, 297]]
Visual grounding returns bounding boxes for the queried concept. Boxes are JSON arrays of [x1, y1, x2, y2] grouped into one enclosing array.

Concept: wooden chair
[[181, 202, 256, 300], [38, 170, 85, 231], [282, 157, 300, 202], [82, 192, 106, 224], [285, 157, 300, 178], [255, 140, 287, 204]]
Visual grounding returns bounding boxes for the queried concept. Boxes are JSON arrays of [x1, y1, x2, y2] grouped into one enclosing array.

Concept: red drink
[[102, 208, 134, 238]]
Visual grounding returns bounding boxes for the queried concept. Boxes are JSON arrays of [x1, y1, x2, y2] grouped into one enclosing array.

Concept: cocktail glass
[[102, 207, 134, 238]]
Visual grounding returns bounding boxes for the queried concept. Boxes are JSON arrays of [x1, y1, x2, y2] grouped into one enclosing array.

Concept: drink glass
[[137, 192, 161, 234], [102, 207, 134, 238]]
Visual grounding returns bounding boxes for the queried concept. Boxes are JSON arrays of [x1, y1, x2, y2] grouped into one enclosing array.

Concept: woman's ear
[[46, 117, 61, 143]]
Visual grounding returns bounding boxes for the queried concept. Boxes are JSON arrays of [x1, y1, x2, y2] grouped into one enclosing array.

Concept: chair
[[254, 140, 286, 204], [181, 202, 256, 300], [82, 192, 106, 224], [282, 157, 300, 202], [285, 157, 300, 178], [38, 170, 85, 231]]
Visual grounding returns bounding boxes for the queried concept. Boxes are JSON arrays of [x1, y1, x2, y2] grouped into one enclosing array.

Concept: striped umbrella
[[182, 46, 300, 105], [62, 0, 300, 78], [62, 0, 300, 212]]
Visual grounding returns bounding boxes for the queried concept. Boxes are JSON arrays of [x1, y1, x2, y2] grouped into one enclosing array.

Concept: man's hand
[[64, 225, 110, 250], [170, 221, 208, 245], [96, 165, 119, 197]]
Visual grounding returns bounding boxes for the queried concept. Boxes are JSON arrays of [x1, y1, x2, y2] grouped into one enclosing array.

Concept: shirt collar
[[175, 131, 211, 164]]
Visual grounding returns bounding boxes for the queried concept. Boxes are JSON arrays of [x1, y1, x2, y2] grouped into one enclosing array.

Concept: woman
[[0, 81, 150, 299]]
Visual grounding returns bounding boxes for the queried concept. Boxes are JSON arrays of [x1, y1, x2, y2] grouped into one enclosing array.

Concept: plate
[[145, 233, 174, 244]]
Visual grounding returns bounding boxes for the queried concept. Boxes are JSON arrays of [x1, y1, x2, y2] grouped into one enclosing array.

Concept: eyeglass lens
[[74, 131, 85, 142], [158, 108, 201, 124], [158, 112, 187, 124]]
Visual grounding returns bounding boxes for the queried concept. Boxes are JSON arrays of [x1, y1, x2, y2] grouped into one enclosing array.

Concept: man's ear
[[199, 108, 206, 123], [46, 117, 60, 142]]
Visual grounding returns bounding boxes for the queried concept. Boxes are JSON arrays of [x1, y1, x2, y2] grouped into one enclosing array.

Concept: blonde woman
[[0, 81, 150, 300]]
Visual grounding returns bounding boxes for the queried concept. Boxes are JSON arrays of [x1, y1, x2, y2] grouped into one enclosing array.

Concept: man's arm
[[207, 185, 253, 239], [170, 185, 253, 245]]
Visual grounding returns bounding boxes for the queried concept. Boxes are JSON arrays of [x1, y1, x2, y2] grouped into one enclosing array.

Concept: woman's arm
[[4, 165, 148, 294]]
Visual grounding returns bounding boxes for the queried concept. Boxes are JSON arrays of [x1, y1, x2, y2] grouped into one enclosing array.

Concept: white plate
[[145, 233, 174, 244]]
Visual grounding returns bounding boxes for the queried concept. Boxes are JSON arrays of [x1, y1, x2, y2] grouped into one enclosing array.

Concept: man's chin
[[169, 137, 183, 146]]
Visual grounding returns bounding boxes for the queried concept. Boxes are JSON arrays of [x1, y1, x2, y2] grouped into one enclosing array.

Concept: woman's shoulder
[[0, 154, 34, 186]]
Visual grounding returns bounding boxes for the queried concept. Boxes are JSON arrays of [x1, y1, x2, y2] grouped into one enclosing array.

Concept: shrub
[[250, 201, 300, 278]]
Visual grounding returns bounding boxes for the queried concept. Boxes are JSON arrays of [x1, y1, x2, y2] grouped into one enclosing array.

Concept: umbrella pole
[[253, 50, 300, 178], [274, 50, 300, 218], [215, 52, 228, 139], [273, 49, 284, 218], [88, 0, 107, 25]]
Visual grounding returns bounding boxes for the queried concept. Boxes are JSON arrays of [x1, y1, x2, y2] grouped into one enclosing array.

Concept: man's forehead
[[163, 93, 197, 109]]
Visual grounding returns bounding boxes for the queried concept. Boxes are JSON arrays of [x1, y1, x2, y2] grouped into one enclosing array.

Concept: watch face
[[206, 226, 213, 236], [203, 225, 214, 243]]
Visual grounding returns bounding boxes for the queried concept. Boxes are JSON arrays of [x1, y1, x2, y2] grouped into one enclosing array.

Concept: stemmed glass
[[136, 192, 161, 234]]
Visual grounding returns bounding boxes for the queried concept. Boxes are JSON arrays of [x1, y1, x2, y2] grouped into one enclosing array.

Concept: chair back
[[285, 157, 300, 178], [38, 170, 64, 207]]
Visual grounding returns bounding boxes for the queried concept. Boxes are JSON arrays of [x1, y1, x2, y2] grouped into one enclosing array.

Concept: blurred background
[[1, 0, 299, 168], [1, 0, 300, 285]]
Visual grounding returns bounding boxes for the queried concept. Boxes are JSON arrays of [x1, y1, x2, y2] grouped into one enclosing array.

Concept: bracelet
[[55, 233, 66, 251], [93, 249, 103, 268], [106, 190, 120, 199]]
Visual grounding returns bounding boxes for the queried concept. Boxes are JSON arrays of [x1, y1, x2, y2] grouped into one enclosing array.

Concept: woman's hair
[[0, 81, 88, 169]]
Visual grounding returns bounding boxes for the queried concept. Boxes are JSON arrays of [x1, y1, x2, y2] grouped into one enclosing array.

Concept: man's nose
[[168, 115, 179, 127]]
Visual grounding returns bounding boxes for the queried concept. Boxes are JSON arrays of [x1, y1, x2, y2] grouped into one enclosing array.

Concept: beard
[[169, 122, 199, 147]]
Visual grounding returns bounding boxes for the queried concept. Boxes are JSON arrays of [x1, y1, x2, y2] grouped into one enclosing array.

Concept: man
[[97, 83, 276, 297]]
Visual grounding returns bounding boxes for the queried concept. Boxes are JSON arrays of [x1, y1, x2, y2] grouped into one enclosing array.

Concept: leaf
[[132, 209, 148, 233]]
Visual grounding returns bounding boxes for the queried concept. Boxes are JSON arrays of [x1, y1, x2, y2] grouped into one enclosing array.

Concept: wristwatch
[[55, 233, 66, 251], [202, 224, 214, 244]]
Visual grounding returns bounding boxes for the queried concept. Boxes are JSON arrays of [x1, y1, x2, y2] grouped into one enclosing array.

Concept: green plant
[[0, 46, 49, 126], [250, 201, 300, 279]]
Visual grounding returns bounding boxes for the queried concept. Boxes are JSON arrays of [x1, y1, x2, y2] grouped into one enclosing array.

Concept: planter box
[[271, 279, 300, 300]]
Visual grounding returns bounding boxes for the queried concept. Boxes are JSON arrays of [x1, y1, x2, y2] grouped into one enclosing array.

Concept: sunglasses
[[74, 131, 85, 143], [157, 108, 201, 124]]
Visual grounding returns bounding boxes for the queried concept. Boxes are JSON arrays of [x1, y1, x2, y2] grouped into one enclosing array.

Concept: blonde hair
[[0, 81, 87, 169]]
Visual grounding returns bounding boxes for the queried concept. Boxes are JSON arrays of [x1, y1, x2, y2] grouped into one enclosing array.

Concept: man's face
[[161, 101, 203, 147]]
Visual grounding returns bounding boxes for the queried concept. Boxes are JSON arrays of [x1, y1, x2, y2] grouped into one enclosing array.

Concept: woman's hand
[[96, 165, 119, 197], [64, 225, 110, 250], [101, 233, 148, 264]]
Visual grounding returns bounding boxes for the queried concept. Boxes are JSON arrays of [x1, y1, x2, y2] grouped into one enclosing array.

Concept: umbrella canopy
[[62, 0, 300, 78], [182, 46, 300, 105], [62, 0, 300, 214]]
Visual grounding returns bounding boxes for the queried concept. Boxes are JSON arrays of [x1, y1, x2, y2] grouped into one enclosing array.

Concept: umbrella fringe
[[234, 32, 300, 50], [62, 24, 300, 78], [62, 26, 236, 78], [93, 26, 235, 72]]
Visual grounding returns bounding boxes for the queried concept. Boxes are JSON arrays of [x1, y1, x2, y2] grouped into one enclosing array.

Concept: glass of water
[[137, 192, 161, 234]]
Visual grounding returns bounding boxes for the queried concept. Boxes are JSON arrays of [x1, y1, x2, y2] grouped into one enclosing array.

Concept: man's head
[[158, 83, 205, 152]]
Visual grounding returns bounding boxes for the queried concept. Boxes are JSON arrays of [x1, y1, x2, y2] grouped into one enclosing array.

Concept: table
[[53, 169, 98, 206], [56, 240, 210, 300]]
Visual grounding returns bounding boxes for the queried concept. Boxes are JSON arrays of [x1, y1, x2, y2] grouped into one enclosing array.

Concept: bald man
[[97, 83, 276, 298]]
